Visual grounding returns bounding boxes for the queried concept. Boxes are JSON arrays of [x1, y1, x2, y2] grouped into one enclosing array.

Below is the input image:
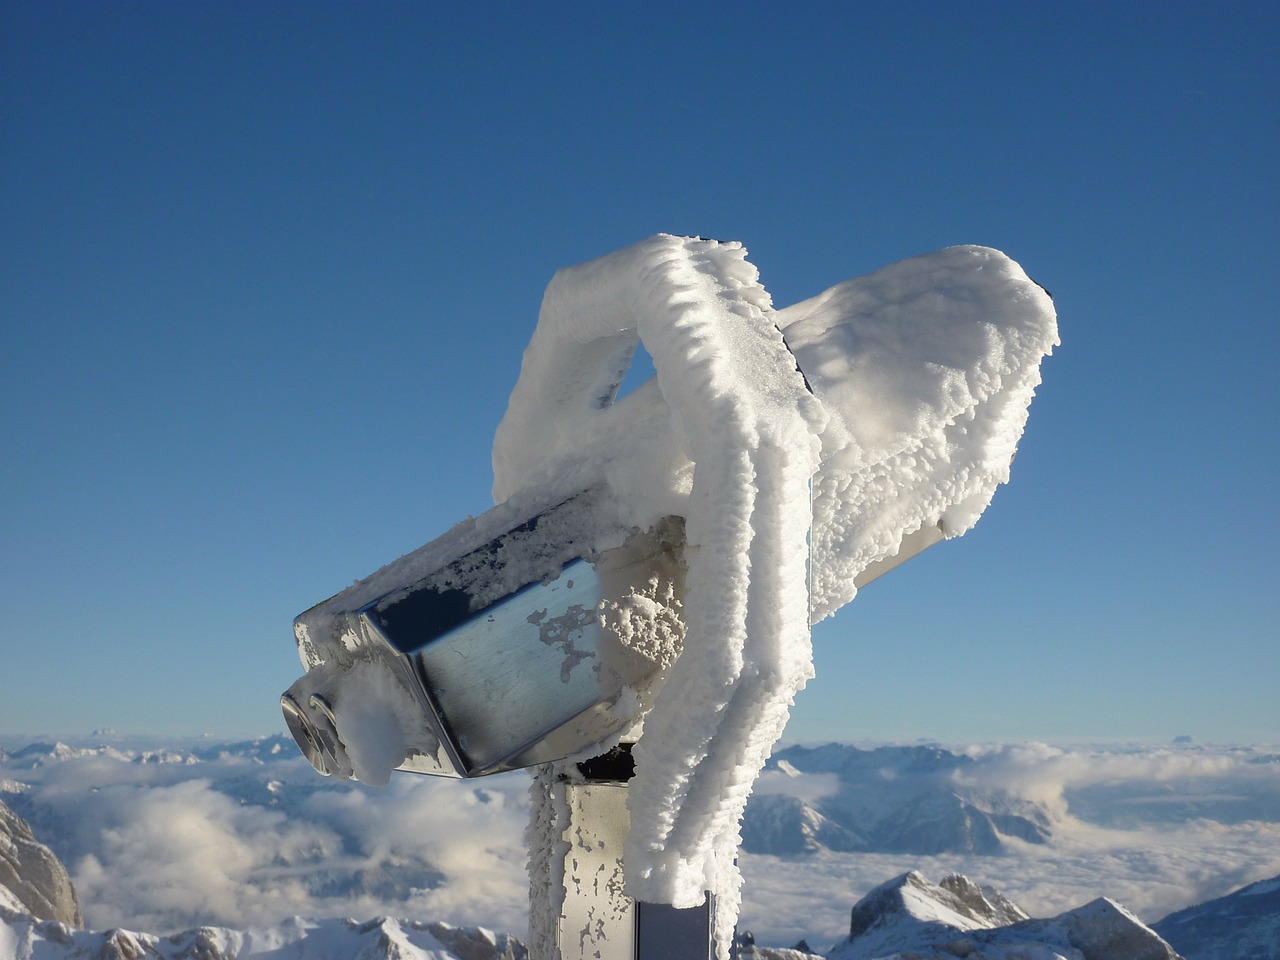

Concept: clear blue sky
[[2, 2, 1276, 745]]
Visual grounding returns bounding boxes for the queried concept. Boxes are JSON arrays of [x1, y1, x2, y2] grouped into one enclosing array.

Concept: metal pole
[[539, 744, 717, 960]]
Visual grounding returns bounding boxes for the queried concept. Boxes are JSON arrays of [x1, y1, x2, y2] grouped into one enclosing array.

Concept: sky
[[2, 2, 1277, 746]]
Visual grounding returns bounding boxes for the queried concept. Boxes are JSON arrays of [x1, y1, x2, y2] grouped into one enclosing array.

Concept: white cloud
[[950, 741, 1275, 815], [7, 749, 532, 937], [751, 768, 841, 802], [297, 775, 530, 935], [66, 779, 344, 931], [5, 738, 1279, 951]]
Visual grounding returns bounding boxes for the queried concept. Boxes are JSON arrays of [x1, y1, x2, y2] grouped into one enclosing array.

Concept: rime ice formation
[[777, 245, 1060, 621], [496, 237, 824, 951], [493, 235, 1058, 953]]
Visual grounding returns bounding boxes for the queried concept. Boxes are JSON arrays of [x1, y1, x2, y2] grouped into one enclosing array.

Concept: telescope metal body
[[284, 488, 690, 780], [282, 486, 940, 782]]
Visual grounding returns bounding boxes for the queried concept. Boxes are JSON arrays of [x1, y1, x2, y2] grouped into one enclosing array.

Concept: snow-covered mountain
[[827, 871, 1182, 960], [1153, 874, 1280, 960], [0, 909, 528, 960], [0, 735, 292, 771], [0, 798, 81, 928], [742, 743, 1056, 856]]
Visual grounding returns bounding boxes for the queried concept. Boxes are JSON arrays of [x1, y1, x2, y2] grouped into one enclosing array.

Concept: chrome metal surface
[[305, 695, 350, 776], [852, 520, 946, 589], [559, 780, 635, 959], [364, 552, 668, 775], [286, 492, 687, 779], [280, 691, 356, 779], [280, 693, 330, 776], [284, 492, 943, 780]]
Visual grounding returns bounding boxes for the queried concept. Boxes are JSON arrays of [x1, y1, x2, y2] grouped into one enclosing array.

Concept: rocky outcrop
[[837, 871, 1028, 958], [937, 873, 1030, 928], [1153, 874, 1280, 960], [829, 871, 1183, 960], [423, 921, 527, 960], [0, 797, 82, 927], [1010, 897, 1183, 960]]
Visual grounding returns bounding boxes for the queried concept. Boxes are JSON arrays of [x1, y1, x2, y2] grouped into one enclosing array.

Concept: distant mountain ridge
[[1153, 875, 1280, 960], [0, 735, 297, 770], [742, 743, 1056, 856]]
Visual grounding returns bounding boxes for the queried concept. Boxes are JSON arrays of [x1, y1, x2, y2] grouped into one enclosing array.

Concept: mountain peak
[[1011, 896, 1182, 960], [833, 873, 1183, 960], [0, 797, 82, 928], [0, 911, 529, 960], [750, 742, 1055, 858], [842, 870, 1024, 955]]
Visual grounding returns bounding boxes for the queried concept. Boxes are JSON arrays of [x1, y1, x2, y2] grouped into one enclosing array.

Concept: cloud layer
[[1, 742, 530, 936], [3, 736, 1277, 950]]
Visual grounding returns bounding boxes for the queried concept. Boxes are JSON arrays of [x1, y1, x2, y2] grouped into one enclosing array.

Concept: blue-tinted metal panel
[[635, 898, 715, 960]]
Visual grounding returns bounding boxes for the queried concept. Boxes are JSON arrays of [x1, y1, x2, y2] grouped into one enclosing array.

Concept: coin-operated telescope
[[281, 236, 1057, 960]]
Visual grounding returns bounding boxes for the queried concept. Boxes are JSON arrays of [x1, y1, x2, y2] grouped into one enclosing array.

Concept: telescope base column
[[531, 746, 719, 960]]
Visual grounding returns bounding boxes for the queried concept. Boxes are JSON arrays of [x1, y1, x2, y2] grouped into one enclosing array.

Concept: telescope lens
[[281, 693, 331, 776]]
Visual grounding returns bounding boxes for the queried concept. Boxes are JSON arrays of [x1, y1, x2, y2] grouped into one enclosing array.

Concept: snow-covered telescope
[[283, 236, 1057, 960], [281, 237, 1057, 793]]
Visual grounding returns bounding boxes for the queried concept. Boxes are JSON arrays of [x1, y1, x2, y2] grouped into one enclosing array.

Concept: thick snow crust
[[778, 246, 1059, 621], [493, 235, 1057, 954]]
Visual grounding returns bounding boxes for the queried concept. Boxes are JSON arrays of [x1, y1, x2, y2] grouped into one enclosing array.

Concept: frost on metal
[[494, 235, 1058, 956]]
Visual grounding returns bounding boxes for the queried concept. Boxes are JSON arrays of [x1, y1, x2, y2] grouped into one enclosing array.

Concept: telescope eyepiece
[[281, 691, 353, 780]]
